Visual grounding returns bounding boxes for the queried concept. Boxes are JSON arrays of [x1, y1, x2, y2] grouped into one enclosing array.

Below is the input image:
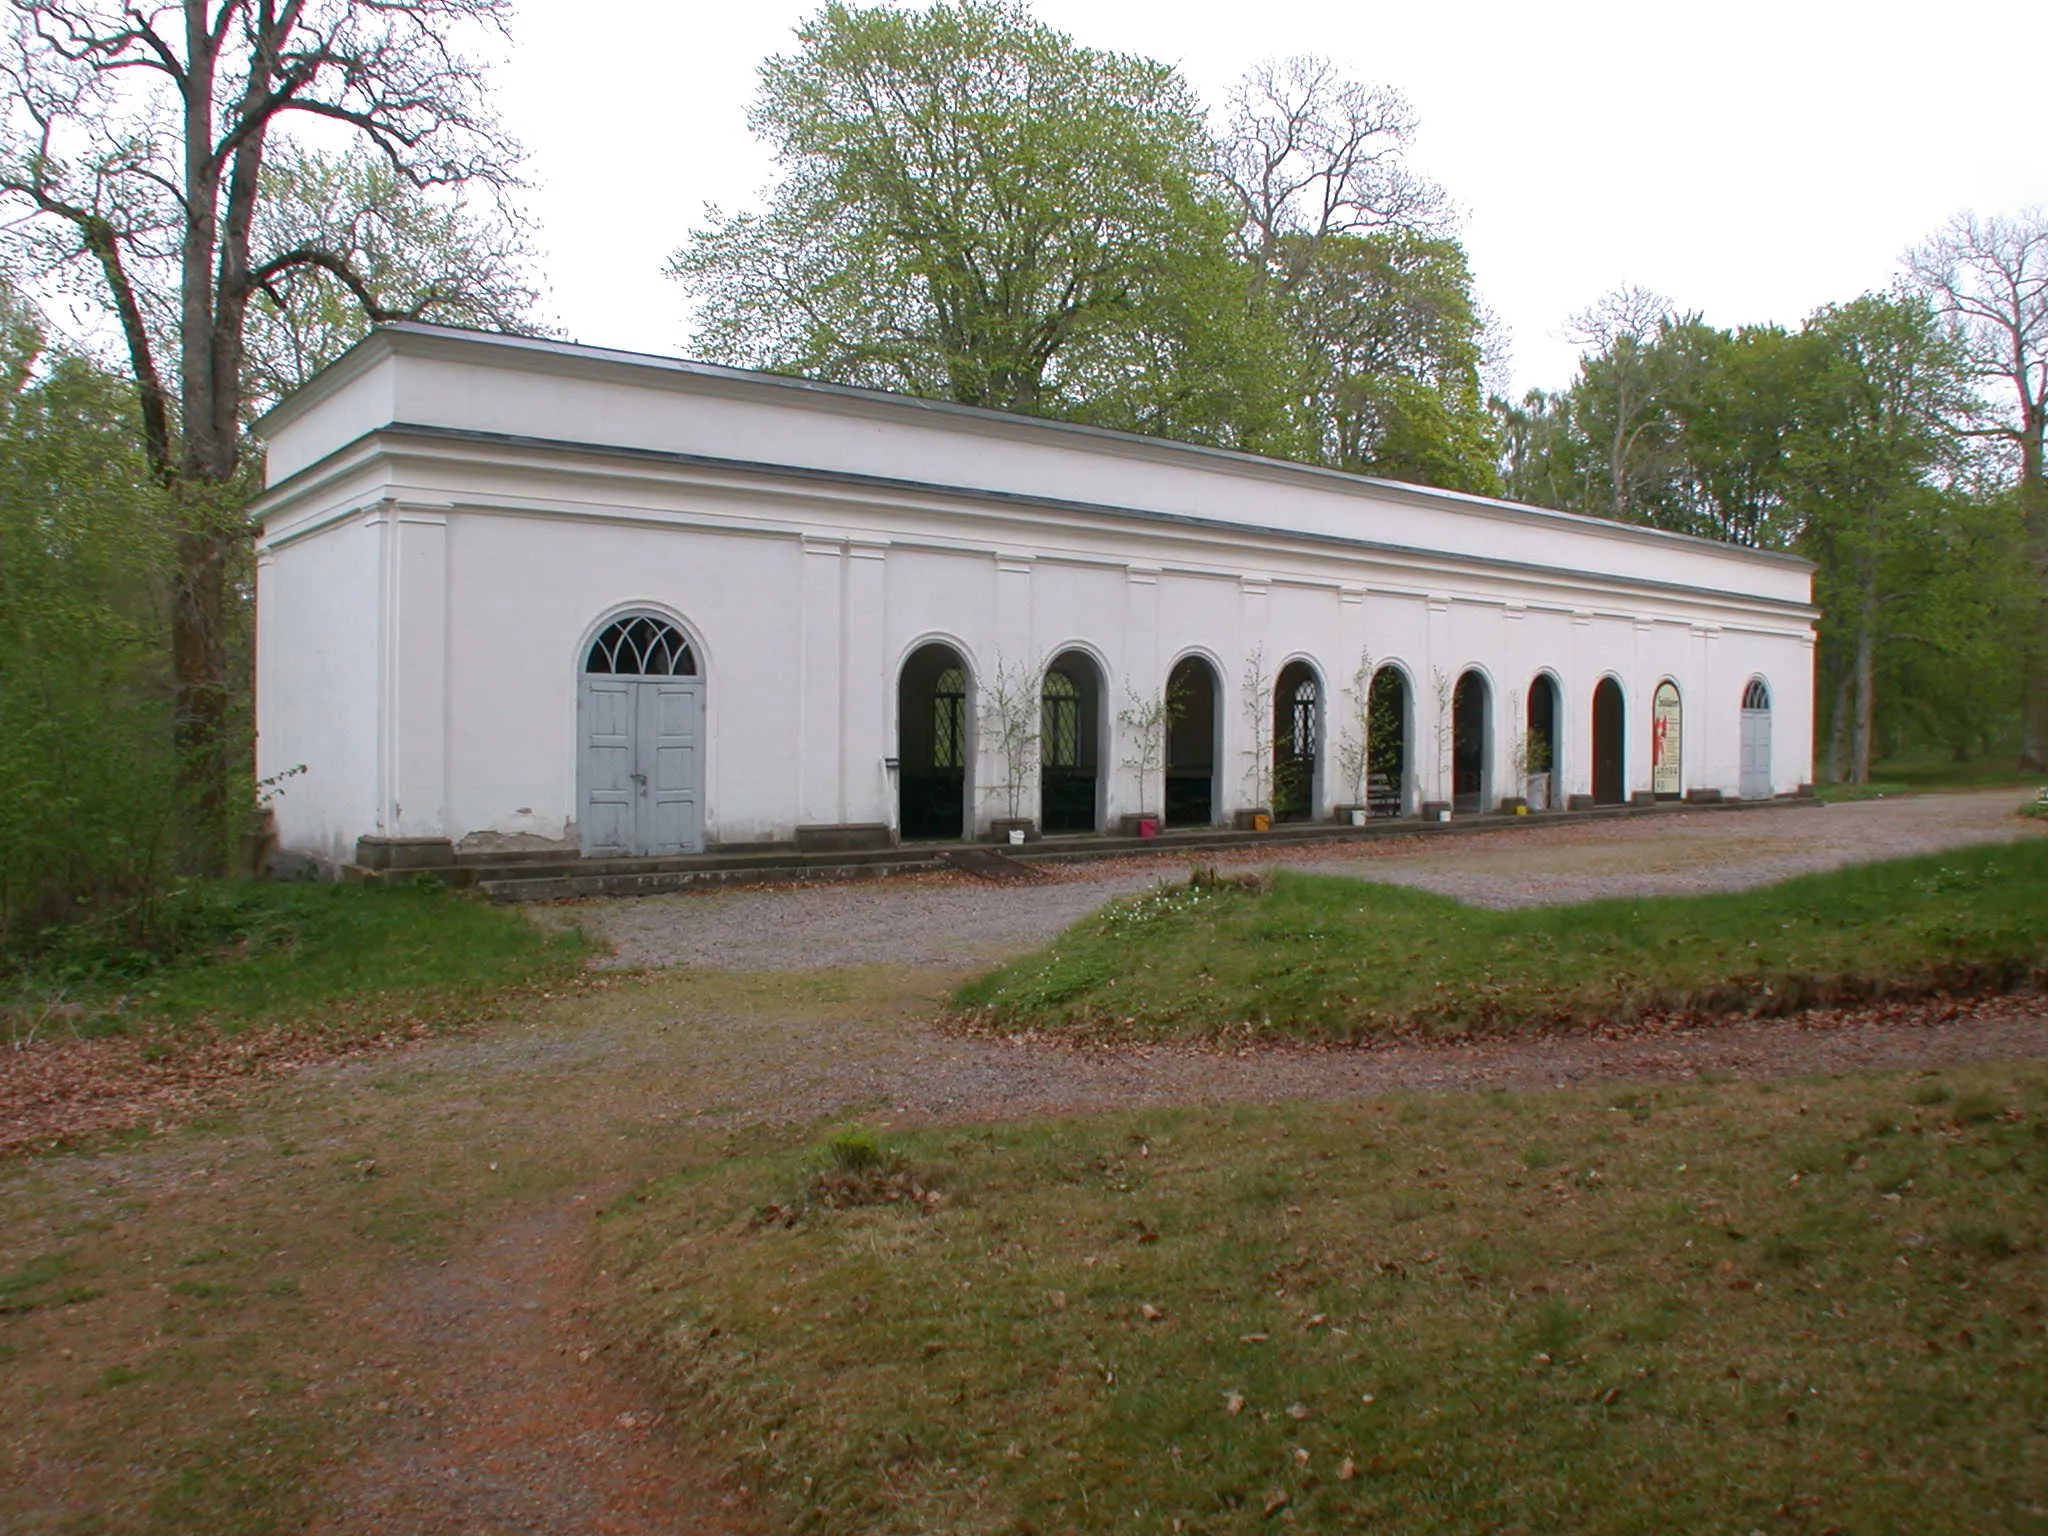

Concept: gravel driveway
[[543, 789, 2041, 972]]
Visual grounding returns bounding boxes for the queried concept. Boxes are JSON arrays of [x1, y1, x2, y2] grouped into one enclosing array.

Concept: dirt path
[[4, 790, 2046, 1535]]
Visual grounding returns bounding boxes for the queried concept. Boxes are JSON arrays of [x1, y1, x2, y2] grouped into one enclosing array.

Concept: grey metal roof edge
[[252, 418, 1819, 621], [260, 319, 1813, 575]]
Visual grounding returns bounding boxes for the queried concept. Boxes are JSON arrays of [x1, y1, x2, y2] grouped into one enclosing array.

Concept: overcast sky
[[495, 0, 2048, 397]]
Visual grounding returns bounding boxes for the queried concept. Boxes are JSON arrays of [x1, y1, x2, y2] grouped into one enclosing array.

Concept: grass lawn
[[2, 880, 590, 1042], [605, 1066, 2048, 1536], [1818, 747, 2045, 802], [955, 841, 2048, 1043]]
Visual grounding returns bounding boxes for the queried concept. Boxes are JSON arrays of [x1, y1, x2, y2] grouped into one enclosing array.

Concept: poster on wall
[[1652, 682, 1683, 797]]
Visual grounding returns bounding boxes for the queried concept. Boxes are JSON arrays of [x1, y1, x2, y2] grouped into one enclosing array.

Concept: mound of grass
[[605, 1067, 2048, 1535], [953, 841, 2048, 1043], [3, 879, 590, 1042]]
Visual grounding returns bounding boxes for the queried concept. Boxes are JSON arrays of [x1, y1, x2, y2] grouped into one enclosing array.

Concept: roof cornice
[[256, 321, 1813, 576]]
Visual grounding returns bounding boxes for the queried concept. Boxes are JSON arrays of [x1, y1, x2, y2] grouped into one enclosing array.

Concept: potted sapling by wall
[[978, 655, 1040, 843], [1332, 645, 1373, 826], [1234, 647, 1275, 831], [1116, 680, 1179, 838], [1522, 729, 1553, 812], [1421, 666, 1453, 822], [1500, 729, 1530, 814]]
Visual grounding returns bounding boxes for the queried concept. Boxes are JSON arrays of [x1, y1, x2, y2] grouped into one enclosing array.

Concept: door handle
[[630, 772, 647, 789]]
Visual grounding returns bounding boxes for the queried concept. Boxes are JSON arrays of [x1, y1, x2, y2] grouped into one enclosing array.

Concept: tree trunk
[[1825, 666, 1853, 785], [1851, 589, 1878, 785], [2018, 410, 2048, 770]]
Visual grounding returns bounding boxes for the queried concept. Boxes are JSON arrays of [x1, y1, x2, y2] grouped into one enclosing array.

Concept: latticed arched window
[[1042, 669, 1080, 768], [933, 667, 967, 769], [1288, 676, 1318, 757], [585, 615, 696, 676], [1743, 678, 1771, 711]]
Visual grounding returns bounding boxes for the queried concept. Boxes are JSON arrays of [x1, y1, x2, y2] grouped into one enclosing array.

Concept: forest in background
[[0, 0, 2042, 961]]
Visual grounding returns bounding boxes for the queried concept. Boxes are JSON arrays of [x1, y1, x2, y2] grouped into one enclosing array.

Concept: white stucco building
[[252, 323, 1815, 873]]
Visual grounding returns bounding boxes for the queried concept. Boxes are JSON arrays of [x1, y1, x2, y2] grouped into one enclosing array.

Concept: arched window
[[933, 666, 967, 769], [1743, 678, 1771, 711], [585, 615, 696, 676], [1288, 676, 1318, 757], [1042, 669, 1080, 768]]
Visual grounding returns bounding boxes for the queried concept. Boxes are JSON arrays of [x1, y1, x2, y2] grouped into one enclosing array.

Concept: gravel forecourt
[[546, 789, 2043, 973]]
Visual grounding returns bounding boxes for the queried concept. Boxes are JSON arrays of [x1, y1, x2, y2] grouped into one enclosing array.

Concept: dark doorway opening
[[898, 643, 969, 839], [1453, 670, 1490, 813], [1273, 661, 1320, 822], [1367, 666, 1409, 817], [1040, 650, 1103, 834], [1592, 676, 1626, 805], [1525, 674, 1561, 810], [1165, 655, 1220, 827]]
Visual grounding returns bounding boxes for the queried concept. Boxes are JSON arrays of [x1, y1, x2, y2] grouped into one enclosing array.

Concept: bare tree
[[0, 0, 523, 864], [1216, 55, 1444, 283], [1564, 283, 1682, 522], [1906, 210, 2048, 767]]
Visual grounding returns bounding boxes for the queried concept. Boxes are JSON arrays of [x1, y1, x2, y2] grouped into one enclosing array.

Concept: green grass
[[953, 842, 2048, 1043], [1817, 746, 2045, 802], [3, 880, 591, 1041], [603, 1067, 2048, 1536]]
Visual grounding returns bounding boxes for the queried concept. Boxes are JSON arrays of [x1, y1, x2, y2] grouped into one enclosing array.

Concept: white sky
[[497, 0, 2048, 397]]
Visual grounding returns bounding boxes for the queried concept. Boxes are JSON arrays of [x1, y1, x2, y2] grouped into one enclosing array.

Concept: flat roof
[[257, 320, 1812, 575]]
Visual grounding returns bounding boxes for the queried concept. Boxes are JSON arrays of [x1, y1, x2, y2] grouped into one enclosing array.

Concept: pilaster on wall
[[843, 541, 890, 827], [370, 499, 450, 839], [1121, 565, 1161, 816], [1424, 593, 1451, 807], [799, 538, 845, 825], [1233, 575, 1272, 811]]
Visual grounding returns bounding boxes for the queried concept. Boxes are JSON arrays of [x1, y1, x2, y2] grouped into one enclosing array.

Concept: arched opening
[[1367, 666, 1409, 817], [1592, 677, 1626, 806], [578, 612, 704, 857], [898, 642, 971, 840], [1165, 654, 1221, 827], [1453, 670, 1491, 813], [1740, 678, 1773, 799], [1652, 680, 1683, 799], [1524, 673, 1561, 810], [1273, 660, 1321, 823], [1041, 650, 1104, 834]]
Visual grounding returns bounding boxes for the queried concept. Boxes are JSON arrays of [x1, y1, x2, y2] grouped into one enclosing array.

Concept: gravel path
[[548, 790, 2041, 972]]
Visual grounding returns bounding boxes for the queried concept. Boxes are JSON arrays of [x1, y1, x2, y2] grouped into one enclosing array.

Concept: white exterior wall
[[253, 326, 1817, 868]]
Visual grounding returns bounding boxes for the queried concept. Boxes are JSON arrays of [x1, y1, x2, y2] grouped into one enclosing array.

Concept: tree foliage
[[1906, 210, 2048, 767], [0, 288, 181, 954], [674, 13, 1495, 481], [673, 0, 1264, 443], [0, 0, 531, 868]]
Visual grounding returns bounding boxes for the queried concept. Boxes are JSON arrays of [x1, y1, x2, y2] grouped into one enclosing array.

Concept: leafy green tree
[[0, 0, 526, 869], [1789, 294, 1976, 783], [673, 0, 1265, 443], [1214, 58, 1491, 491], [1906, 210, 2048, 768], [0, 288, 180, 952], [1276, 230, 1496, 491]]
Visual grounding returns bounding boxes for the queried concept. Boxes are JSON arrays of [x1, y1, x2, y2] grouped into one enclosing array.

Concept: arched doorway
[[1592, 676, 1626, 805], [1652, 681, 1683, 799], [1452, 670, 1490, 814], [1367, 666, 1409, 817], [1740, 678, 1773, 799], [898, 643, 970, 839], [1165, 655, 1221, 827], [1525, 674, 1561, 810], [1273, 660, 1321, 822], [579, 612, 704, 857], [1041, 650, 1104, 834]]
